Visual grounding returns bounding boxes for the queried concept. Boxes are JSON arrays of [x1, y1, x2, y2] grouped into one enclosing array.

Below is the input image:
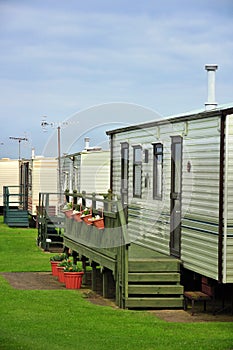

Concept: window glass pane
[[134, 147, 142, 163], [134, 164, 142, 196], [133, 146, 142, 197], [174, 143, 181, 193], [153, 144, 163, 199]]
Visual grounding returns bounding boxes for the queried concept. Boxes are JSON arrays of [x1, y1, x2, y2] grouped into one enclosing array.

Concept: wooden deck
[[39, 191, 183, 309], [64, 224, 183, 309]]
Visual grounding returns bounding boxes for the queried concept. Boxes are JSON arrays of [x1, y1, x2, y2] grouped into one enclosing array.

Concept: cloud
[[0, 0, 233, 158]]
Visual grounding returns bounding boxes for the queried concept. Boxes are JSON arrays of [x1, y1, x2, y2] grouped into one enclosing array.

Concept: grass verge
[[0, 217, 233, 350]]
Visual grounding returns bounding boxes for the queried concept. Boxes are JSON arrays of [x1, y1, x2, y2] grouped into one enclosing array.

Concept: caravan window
[[153, 143, 163, 199], [133, 146, 142, 198]]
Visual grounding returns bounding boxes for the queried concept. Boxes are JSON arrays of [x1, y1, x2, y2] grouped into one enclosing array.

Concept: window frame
[[133, 145, 142, 198], [153, 143, 163, 199]]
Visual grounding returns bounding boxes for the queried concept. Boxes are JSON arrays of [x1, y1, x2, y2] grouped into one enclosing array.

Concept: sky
[[0, 0, 233, 159]]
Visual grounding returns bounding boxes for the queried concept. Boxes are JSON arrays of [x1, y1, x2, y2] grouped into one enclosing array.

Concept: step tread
[[125, 297, 183, 308], [128, 284, 183, 295]]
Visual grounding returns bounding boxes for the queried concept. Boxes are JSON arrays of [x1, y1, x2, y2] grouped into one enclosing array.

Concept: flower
[[50, 253, 67, 262], [63, 260, 83, 272], [81, 208, 91, 216], [58, 259, 69, 267], [63, 202, 73, 210]]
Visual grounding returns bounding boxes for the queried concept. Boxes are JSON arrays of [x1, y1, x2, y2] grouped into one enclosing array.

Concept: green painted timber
[[128, 272, 180, 283], [64, 237, 117, 272], [37, 193, 64, 251], [128, 285, 184, 295], [129, 244, 167, 258], [128, 259, 180, 272], [40, 192, 184, 309], [125, 297, 184, 309], [5, 209, 29, 227]]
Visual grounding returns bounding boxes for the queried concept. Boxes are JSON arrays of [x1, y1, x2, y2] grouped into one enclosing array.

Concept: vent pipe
[[84, 137, 90, 150], [205, 64, 218, 110], [31, 147, 35, 159]]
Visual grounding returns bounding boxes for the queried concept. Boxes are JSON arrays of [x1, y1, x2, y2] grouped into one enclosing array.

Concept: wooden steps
[[125, 249, 183, 309], [5, 209, 29, 227], [38, 215, 64, 252]]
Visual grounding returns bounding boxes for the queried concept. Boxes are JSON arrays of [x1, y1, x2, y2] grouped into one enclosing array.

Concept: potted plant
[[50, 253, 67, 276], [92, 214, 105, 230], [63, 261, 84, 289], [80, 208, 93, 225], [56, 259, 69, 283], [62, 202, 73, 218], [71, 204, 83, 222]]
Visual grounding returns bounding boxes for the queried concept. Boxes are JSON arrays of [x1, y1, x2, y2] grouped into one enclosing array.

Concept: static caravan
[[20, 156, 58, 217], [38, 142, 110, 251], [62, 139, 110, 195], [0, 158, 19, 209], [106, 101, 233, 301]]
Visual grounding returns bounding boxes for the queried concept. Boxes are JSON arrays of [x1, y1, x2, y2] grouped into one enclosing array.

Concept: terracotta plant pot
[[64, 209, 73, 219], [64, 272, 84, 289], [93, 218, 104, 229], [81, 214, 93, 225], [72, 212, 83, 222], [57, 266, 65, 283], [50, 261, 60, 276]]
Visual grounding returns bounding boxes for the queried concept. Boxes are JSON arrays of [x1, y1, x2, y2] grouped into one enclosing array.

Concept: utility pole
[[9, 136, 28, 160], [41, 118, 68, 206]]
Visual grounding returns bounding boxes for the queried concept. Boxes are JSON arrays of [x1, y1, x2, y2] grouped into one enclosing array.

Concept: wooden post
[[92, 192, 96, 211], [91, 262, 98, 292], [65, 189, 69, 203], [73, 190, 77, 207], [72, 250, 79, 264], [82, 191, 86, 208], [81, 256, 88, 285], [102, 268, 108, 298]]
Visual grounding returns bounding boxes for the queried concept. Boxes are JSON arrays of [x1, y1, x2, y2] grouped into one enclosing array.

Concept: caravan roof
[[106, 103, 233, 135]]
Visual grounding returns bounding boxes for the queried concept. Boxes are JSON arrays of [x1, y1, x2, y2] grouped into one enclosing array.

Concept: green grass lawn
[[0, 216, 233, 350]]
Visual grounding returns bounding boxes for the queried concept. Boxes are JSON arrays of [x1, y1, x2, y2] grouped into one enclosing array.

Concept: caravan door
[[170, 136, 183, 257]]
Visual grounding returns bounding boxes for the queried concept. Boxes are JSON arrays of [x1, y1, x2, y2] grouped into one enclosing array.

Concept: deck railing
[[62, 190, 130, 307]]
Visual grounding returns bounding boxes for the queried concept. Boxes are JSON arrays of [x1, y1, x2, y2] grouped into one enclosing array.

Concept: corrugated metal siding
[[111, 123, 177, 255], [31, 158, 58, 215], [0, 159, 19, 206], [80, 151, 110, 193], [111, 116, 222, 280], [180, 117, 220, 280], [223, 114, 233, 283]]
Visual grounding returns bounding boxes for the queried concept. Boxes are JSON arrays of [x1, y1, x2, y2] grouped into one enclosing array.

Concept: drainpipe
[[205, 64, 218, 110], [109, 134, 113, 191], [218, 112, 225, 283]]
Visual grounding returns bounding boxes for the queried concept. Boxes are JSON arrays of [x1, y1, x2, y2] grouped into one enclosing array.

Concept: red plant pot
[[64, 272, 84, 289], [93, 218, 104, 229], [57, 266, 65, 283], [64, 209, 73, 218], [50, 261, 60, 276], [72, 212, 83, 222], [81, 214, 93, 225]]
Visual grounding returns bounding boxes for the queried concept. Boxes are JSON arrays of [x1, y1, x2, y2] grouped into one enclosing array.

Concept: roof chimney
[[205, 64, 218, 110], [84, 137, 90, 150], [31, 147, 35, 159]]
